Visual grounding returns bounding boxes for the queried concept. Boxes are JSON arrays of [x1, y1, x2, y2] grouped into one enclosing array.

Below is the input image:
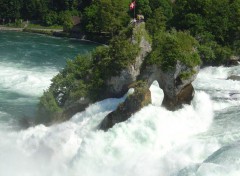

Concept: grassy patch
[[179, 70, 197, 80], [27, 23, 63, 30]]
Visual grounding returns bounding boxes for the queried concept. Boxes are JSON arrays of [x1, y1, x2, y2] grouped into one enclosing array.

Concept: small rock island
[[38, 22, 201, 130]]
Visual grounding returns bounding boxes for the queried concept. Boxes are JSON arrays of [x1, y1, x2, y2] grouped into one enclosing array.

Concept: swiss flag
[[129, 1, 136, 10]]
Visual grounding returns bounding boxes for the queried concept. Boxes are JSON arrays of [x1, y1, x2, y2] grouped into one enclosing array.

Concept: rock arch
[[139, 61, 200, 110]]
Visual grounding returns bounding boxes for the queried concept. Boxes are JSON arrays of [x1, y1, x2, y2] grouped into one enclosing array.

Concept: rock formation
[[140, 61, 199, 110], [38, 23, 201, 129], [104, 24, 152, 97], [226, 56, 240, 66], [227, 75, 240, 81], [100, 60, 200, 130], [100, 81, 151, 131]]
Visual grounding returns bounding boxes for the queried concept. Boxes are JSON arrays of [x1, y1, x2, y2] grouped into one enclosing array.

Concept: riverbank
[[0, 25, 63, 36], [0, 26, 23, 31], [23, 28, 63, 36], [0, 25, 108, 44]]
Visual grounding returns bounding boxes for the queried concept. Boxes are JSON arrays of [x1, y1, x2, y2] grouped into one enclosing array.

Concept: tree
[[42, 10, 58, 26], [228, 0, 240, 48], [20, 0, 48, 20], [134, 0, 152, 18], [59, 11, 74, 31], [0, 0, 21, 20], [83, 0, 129, 35], [147, 30, 201, 71], [146, 7, 167, 35], [149, 0, 173, 20], [172, 0, 238, 64]]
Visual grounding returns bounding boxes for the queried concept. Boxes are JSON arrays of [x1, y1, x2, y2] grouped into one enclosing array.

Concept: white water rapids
[[0, 65, 240, 176]]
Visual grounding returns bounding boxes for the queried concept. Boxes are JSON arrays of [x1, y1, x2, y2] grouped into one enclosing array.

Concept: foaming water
[[193, 65, 240, 111], [0, 87, 215, 176], [0, 62, 57, 97], [70, 91, 214, 176], [1, 65, 240, 175]]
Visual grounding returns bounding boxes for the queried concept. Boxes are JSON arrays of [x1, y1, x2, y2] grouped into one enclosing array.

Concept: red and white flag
[[129, 1, 136, 10]]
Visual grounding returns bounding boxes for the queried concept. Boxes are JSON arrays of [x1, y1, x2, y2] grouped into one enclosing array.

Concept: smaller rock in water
[[227, 75, 240, 81], [226, 56, 240, 66], [99, 81, 151, 131]]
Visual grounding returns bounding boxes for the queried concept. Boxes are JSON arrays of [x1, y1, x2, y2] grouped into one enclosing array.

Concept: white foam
[[0, 88, 215, 176], [0, 66, 239, 176], [0, 62, 58, 97], [193, 66, 240, 112]]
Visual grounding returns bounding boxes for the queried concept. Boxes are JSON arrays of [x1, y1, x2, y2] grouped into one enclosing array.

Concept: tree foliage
[[172, 0, 240, 64], [147, 30, 201, 71], [82, 0, 130, 35]]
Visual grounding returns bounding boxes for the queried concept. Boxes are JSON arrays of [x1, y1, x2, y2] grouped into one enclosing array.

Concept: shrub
[[43, 11, 58, 26], [38, 54, 93, 122], [147, 30, 201, 71], [58, 11, 74, 31]]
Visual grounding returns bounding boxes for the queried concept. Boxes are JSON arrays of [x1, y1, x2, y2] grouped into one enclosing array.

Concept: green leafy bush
[[179, 70, 197, 80], [147, 30, 201, 71], [83, 0, 130, 35], [172, 0, 240, 65], [38, 54, 93, 122], [58, 11, 74, 31], [199, 41, 233, 65], [43, 11, 58, 26]]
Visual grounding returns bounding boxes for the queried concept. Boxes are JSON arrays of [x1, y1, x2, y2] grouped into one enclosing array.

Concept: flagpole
[[134, 1, 136, 19], [134, 1, 135, 19], [130, 1, 136, 20]]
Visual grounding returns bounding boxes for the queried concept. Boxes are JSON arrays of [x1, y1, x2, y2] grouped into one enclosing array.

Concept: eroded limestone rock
[[105, 29, 152, 97], [100, 81, 151, 131], [140, 61, 200, 110]]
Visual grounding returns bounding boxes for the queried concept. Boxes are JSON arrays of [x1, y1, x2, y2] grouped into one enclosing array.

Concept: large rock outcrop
[[140, 62, 200, 110], [37, 23, 152, 124], [100, 61, 200, 130], [226, 56, 240, 66], [100, 81, 151, 131], [104, 24, 152, 97], [38, 24, 201, 127], [159, 61, 200, 110], [227, 75, 240, 81], [101, 31, 201, 130]]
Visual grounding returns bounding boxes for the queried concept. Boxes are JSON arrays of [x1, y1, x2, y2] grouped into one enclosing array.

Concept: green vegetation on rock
[[179, 70, 197, 80], [38, 54, 93, 123], [38, 25, 145, 123], [147, 30, 201, 71]]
